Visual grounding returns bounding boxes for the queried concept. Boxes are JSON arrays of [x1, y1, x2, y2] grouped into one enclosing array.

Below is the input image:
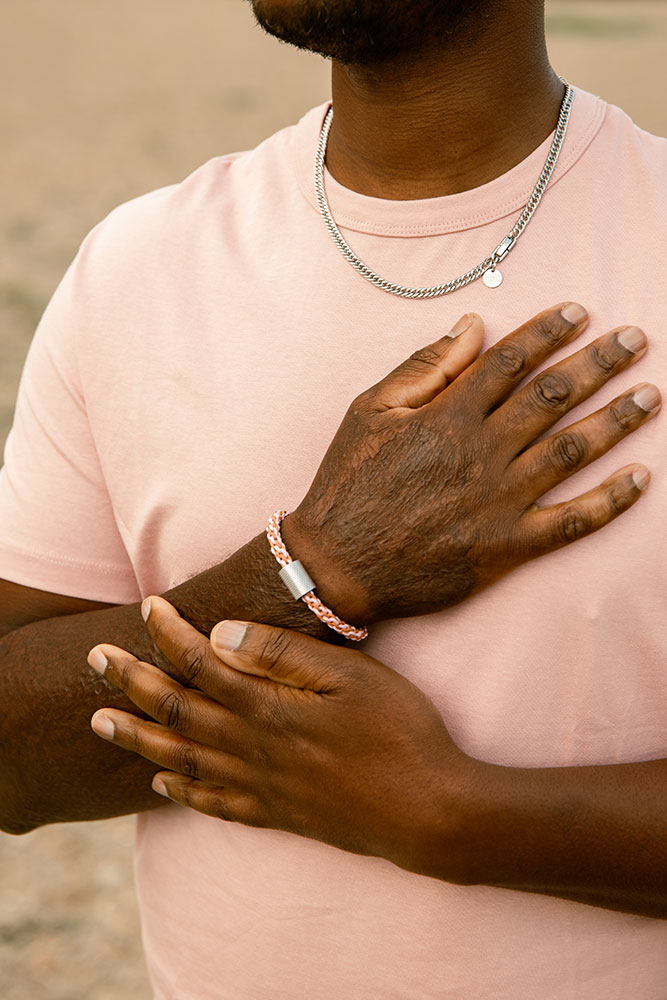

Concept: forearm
[[0, 530, 338, 833], [444, 756, 667, 919]]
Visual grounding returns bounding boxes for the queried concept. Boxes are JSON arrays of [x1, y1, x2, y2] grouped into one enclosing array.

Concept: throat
[[325, 17, 564, 201]]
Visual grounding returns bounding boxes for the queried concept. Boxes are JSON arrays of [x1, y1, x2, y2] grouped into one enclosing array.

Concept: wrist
[[281, 510, 376, 626], [410, 752, 499, 886], [168, 532, 338, 643]]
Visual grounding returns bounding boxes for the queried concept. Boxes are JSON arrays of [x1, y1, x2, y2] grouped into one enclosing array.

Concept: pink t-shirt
[[1, 87, 666, 998]]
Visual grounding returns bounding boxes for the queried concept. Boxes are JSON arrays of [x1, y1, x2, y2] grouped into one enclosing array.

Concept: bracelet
[[266, 510, 368, 642]]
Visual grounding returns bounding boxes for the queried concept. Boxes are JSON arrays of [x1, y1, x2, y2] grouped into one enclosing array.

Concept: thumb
[[209, 620, 353, 691], [371, 312, 484, 409]]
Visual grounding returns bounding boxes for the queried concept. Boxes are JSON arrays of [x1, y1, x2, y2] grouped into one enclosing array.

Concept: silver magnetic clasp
[[493, 236, 515, 263], [279, 560, 317, 600]]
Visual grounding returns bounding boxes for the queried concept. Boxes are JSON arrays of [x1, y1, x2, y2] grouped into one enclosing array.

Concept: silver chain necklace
[[314, 81, 574, 298]]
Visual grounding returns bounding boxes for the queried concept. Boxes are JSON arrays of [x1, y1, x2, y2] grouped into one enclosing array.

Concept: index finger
[[450, 301, 589, 412], [142, 595, 253, 709]]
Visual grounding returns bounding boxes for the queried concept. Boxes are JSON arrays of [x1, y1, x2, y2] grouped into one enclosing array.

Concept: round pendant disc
[[483, 267, 503, 288]]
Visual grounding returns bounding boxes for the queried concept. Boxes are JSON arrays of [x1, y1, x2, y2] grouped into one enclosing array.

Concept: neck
[[326, 4, 563, 200]]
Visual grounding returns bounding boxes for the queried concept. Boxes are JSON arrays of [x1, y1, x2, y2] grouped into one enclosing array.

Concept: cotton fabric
[[1, 87, 666, 998]]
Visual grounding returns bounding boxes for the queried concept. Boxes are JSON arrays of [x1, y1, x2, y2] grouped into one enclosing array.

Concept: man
[[0, 0, 665, 996]]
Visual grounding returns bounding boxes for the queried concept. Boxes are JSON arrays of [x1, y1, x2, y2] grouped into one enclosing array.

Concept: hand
[[88, 596, 474, 880], [285, 304, 660, 623]]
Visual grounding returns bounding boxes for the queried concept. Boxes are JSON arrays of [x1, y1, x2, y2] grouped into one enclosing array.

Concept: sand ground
[[1, 2, 665, 997]]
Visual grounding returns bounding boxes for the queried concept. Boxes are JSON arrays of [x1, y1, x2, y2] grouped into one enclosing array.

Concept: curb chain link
[[314, 81, 574, 299]]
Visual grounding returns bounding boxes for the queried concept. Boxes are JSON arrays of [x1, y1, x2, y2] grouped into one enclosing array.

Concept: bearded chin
[[245, 0, 490, 67]]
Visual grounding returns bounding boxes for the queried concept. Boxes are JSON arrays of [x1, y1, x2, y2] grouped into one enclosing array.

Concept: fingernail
[[152, 777, 169, 798], [446, 313, 472, 339], [618, 326, 647, 354], [632, 468, 651, 491], [88, 648, 108, 675], [141, 598, 152, 622], [634, 384, 662, 414], [560, 302, 588, 326], [211, 620, 248, 652], [91, 713, 115, 740]]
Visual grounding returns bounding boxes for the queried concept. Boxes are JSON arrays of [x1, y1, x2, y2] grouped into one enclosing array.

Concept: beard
[[246, 0, 498, 66]]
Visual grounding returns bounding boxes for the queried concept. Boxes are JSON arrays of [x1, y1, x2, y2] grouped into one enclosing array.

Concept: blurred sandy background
[[0, 2, 665, 997]]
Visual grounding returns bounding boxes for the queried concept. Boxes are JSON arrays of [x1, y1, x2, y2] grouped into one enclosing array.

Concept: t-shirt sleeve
[[0, 244, 141, 604]]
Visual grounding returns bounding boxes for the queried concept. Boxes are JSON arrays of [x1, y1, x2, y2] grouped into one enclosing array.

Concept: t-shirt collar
[[291, 86, 606, 237]]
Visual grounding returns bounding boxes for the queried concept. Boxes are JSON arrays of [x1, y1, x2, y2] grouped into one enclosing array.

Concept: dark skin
[[0, 304, 660, 844], [327, 39, 564, 200], [0, 521, 337, 831], [251, 0, 563, 199], [0, 0, 664, 922], [90, 597, 667, 920], [83, 312, 665, 922]]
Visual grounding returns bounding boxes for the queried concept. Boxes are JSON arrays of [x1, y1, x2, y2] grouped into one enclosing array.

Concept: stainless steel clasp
[[493, 236, 515, 263]]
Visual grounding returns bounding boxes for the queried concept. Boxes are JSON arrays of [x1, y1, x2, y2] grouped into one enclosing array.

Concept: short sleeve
[[0, 245, 141, 604]]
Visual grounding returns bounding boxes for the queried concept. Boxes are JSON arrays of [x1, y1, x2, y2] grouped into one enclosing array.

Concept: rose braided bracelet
[[266, 510, 368, 641]]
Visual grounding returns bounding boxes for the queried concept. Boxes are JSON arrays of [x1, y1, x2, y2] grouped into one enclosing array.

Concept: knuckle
[[550, 431, 587, 473], [532, 372, 572, 410], [554, 503, 592, 543], [174, 741, 202, 779], [258, 629, 293, 678], [532, 314, 569, 347], [156, 688, 187, 730], [607, 482, 631, 514], [209, 790, 233, 822], [406, 346, 442, 371], [178, 778, 198, 809], [487, 342, 529, 378], [609, 395, 640, 434], [109, 659, 129, 689], [175, 644, 208, 686], [123, 723, 144, 755], [587, 341, 616, 375], [352, 387, 372, 407], [347, 391, 373, 420]]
